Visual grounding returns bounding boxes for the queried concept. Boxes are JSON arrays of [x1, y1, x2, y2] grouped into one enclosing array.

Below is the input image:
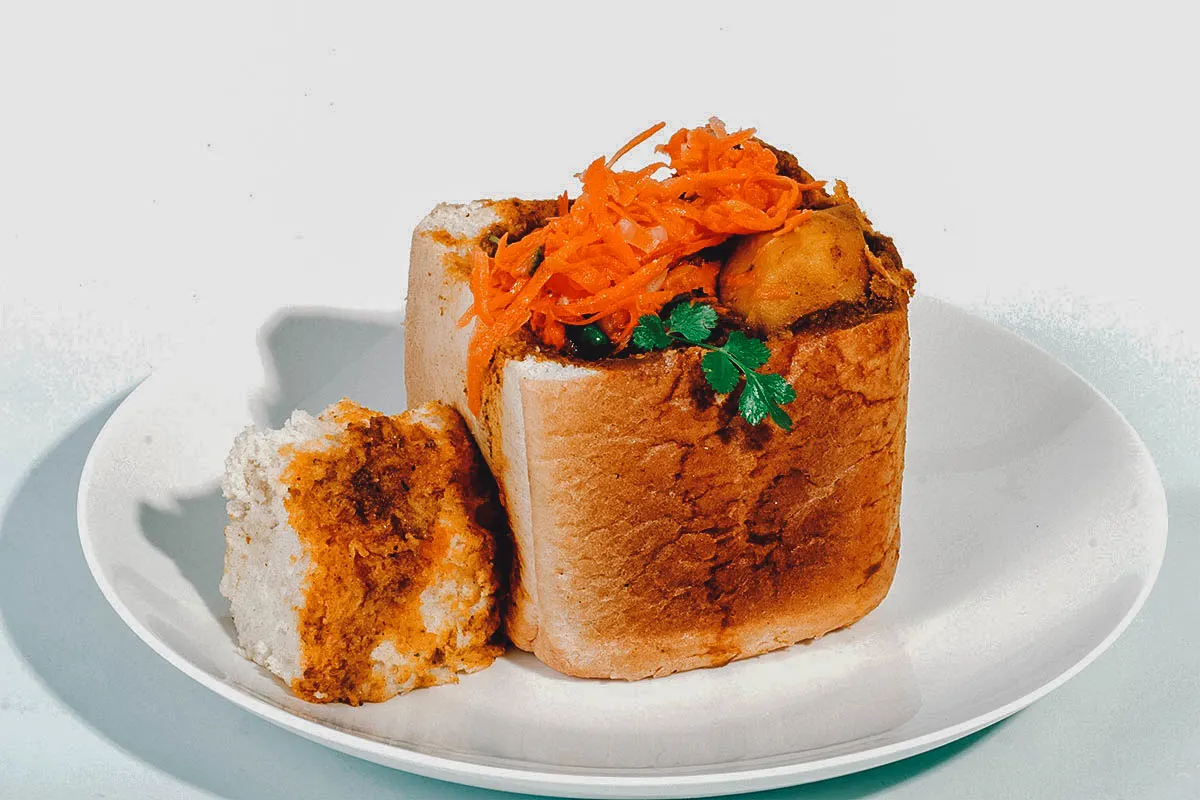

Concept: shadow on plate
[[0, 387, 1014, 797], [139, 487, 228, 623], [0, 391, 501, 799], [135, 307, 407, 645], [23, 303, 1193, 797], [0, 309, 489, 799], [252, 306, 407, 426]]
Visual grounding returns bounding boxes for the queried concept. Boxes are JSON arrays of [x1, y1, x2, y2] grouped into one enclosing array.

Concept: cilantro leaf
[[722, 330, 771, 370], [758, 372, 796, 405], [667, 302, 718, 344], [632, 314, 671, 351], [527, 245, 545, 275], [737, 365, 795, 431], [737, 378, 770, 426], [767, 404, 794, 431], [741, 371, 795, 430], [631, 304, 794, 430], [701, 351, 739, 394]]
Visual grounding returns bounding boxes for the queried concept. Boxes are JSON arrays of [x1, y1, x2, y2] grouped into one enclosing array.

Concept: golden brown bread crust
[[515, 311, 907, 678], [406, 169, 910, 678]]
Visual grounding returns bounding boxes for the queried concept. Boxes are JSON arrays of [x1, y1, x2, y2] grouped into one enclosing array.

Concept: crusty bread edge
[[406, 201, 907, 680], [406, 203, 601, 652], [509, 311, 908, 679]]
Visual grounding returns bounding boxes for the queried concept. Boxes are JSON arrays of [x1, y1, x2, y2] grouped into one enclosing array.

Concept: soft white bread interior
[[407, 202, 598, 647], [221, 399, 503, 703], [221, 409, 334, 684], [406, 201, 910, 680]]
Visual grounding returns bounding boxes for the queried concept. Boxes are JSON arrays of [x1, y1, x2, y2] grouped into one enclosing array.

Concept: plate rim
[[76, 296, 1170, 798]]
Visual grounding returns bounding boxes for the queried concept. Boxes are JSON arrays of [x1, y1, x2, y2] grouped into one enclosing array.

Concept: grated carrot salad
[[458, 119, 822, 414]]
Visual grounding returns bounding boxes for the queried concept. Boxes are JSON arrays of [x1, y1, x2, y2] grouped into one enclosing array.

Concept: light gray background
[[2, 2, 1197, 798]]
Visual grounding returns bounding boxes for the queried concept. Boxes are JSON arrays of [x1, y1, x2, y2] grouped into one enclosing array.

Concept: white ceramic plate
[[77, 296, 1167, 799]]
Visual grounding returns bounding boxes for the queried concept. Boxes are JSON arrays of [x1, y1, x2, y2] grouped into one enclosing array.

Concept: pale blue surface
[[1, 302, 1196, 799], [2, 0, 1197, 793]]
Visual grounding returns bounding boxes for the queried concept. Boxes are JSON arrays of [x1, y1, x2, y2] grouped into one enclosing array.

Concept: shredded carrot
[[459, 120, 826, 415], [773, 208, 815, 237], [607, 121, 667, 169]]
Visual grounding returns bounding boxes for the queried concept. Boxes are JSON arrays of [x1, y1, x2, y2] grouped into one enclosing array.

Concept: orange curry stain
[[280, 402, 501, 705]]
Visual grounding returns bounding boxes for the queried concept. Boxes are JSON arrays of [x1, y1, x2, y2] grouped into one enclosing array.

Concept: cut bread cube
[[220, 399, 504, 704]]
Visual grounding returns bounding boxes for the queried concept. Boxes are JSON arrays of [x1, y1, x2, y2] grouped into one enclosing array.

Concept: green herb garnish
[[632, 302, 797, 430], [528, 245, 544, 275], [487, 236, 543, 275]]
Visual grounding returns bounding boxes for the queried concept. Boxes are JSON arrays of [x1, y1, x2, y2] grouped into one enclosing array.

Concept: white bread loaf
[[406, 197, 912, 680]]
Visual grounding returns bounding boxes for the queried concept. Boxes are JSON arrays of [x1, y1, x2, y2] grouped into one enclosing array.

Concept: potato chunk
[[719, 204, 870, 331]]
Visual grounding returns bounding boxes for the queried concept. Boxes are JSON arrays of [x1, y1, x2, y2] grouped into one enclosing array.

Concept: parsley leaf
[[632, 314, 671, 351], [767, 404, 794, 431], [668, 302, 718, 344], [737, 378, 770, 426], [722, 330, 771, 370], [631, 302, 796, 429], [528, 245, 544, 275], [758, 372, 797, 405], [701, 351, 739, 394]]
